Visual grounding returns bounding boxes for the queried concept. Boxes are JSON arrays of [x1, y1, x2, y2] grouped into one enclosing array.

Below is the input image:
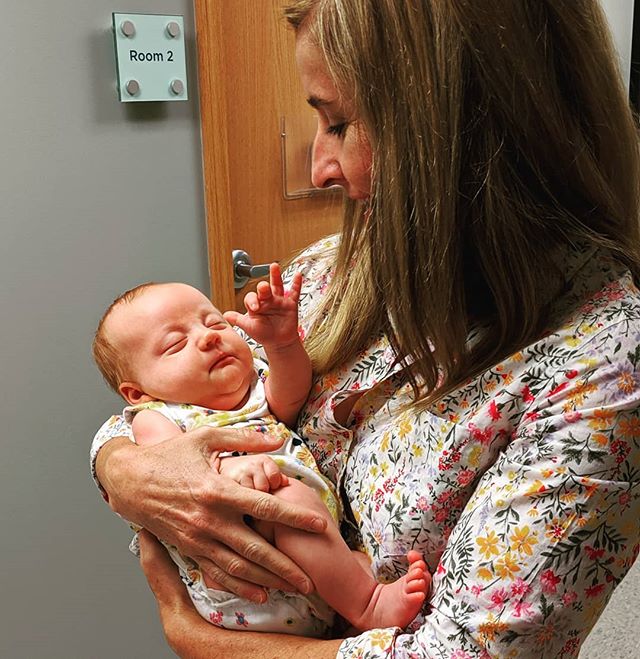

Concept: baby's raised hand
[[218, 454, 289, 493], [223, 263, 303, 351]]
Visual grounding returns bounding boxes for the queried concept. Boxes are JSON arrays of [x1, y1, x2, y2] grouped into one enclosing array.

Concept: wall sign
[[112, 13, 188, 102]]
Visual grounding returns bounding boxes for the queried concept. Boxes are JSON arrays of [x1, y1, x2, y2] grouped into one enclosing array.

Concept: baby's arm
[[224, 263, 311, 426], [131, 409, 181, 446]]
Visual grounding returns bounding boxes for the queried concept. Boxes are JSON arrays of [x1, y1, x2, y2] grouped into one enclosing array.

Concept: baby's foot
[[355, 550, 430, 631]]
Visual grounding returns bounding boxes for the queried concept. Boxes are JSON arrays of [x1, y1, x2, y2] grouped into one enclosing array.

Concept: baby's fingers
[[287, 271, 303, 303], [255, 280, 274, 304], [264, 458, 285, 491], [243, 291, 260, 313], [268, 262, 285, 298]]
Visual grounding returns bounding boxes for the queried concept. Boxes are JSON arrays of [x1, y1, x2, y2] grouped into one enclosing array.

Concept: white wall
[[0, 2, 205, 657], [600, 0, 635, 88]]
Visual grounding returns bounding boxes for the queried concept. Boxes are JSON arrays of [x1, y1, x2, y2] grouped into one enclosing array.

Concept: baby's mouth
[[209, 352, 233, 370]]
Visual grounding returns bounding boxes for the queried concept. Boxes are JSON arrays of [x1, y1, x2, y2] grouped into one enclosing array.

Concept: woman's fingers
[[196, 545, 299, 602], [220, 482, 327, 534]]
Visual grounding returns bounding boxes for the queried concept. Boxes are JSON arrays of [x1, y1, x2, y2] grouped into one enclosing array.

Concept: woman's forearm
[[139, 530, 341, 659], [172, 627, 342, 659], [94, 435, 138, 512]]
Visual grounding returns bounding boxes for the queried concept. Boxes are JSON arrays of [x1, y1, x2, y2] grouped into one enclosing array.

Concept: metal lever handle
[[235, 262, 270, 279], [232, 249, 270, 289]]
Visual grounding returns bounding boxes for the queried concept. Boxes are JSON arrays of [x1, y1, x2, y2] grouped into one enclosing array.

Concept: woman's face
[[295, 32, 372, 200]]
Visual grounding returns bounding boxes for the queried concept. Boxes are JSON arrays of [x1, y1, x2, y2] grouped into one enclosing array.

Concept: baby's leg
[[256, 479, 430, 631]]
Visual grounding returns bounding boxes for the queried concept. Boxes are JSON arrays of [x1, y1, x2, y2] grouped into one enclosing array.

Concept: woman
[[93, 1, 640, 656]]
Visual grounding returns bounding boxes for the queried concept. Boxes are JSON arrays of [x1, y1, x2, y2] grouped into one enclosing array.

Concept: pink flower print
[[510, 578, 531, 598], [522, 385, 535, 403], [415, 495, 429, 511], [235, 612, 249, 627], [611, 439, 631, 464], [562, 591, 578, 606], [512, 600, 533, 619], [488, 587, 509, 610], [562, 637, 580, 655], [585, 583, 605, 598], [584, 545, 605, 561], [488, 400, 502, 421], [209, 611, 223, 625], [469, 423, 493, 445], [457, 468, 475, 487], [547, 381, 569, 398], [451, 651, 472, 659], [540, 569, 561, 594], [563, 411, 582, 423]]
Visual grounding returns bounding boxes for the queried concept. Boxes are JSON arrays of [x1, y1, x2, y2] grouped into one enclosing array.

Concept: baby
[[92, 264, 429, 637]]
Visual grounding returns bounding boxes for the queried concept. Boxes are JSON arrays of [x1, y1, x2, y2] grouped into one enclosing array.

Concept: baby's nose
[[198, 328, 219, 349]]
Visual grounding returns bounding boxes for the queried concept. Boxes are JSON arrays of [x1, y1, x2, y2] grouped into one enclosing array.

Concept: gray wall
[[1, 2, 205, 657]]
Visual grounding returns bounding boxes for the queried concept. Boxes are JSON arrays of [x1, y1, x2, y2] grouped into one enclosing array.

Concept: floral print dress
[[91, 236, 640, 658], [287, 237, 640, 658]]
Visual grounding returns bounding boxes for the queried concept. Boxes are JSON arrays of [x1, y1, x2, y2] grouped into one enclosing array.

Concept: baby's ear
[[119, 382, 154, 406]]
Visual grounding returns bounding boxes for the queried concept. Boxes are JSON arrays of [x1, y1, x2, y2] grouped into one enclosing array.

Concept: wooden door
[[194, 0, 342, 310]]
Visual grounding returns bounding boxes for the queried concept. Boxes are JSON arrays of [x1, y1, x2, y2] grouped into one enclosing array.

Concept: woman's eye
[[326, 122, 348, 138], [207, 321, 227, 330]]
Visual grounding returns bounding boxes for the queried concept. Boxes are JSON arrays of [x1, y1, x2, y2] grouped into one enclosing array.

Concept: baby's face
[[109, 283, 254, 410]]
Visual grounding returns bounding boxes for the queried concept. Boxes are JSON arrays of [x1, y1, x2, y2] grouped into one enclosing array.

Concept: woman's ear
[[119, 382, 154, 405]]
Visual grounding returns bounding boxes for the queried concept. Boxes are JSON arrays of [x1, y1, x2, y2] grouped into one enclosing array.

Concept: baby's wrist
[[262, 335, 304, 355]]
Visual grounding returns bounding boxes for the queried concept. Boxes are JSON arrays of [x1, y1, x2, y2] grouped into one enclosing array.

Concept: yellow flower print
[[485, 380, 497, 392], [618, 370, 637, 395], [469, 445, 482, 468], [495, 552, 521, 580], [510, 525, 538, 556], [398, 417, 413, 439], [368, 629, 395, 649], [619, 416, 640, 437], [412, 444, 424, 458], [527, 507, 540, 518], [560, 491, 577, 504], [380, 432, 390, 452], [477, 566, 494, 581], [369, 464, 379, 478], [564, 380, 598, 410], [460, 398, 470, 409], [503, 372, 514, 385], [477, 530, 501, 559], [565, 336, 580, 348], [512, 351, 524, 362], [545, 517, 569, 540], [592, 433, 609, 447], [380, 462, 390, 476], [589, 407, 615, 430], [526, 480, 547, 495], [478, 614, 508, 642]]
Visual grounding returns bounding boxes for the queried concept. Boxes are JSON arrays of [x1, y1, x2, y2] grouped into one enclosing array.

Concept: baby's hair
[[92, 282, 157, 394]]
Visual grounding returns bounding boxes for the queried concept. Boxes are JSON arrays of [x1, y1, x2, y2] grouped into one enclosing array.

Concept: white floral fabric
[[288, 237, 640, 658]]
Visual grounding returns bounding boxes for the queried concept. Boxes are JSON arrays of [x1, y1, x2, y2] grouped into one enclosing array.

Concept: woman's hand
[[138, 531, 343, 659], [96, 426, 326, 602]]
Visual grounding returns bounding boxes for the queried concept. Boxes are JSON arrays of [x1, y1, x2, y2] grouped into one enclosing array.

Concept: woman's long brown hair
[[285, 0, 640, 406]]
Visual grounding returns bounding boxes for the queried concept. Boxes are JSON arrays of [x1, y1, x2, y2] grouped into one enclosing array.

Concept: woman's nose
[[311, 130, 343, 189], [197, 328, 219, 350]]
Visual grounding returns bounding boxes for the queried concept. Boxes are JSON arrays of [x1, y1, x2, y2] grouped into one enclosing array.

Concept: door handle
[[232, 249, 270, 289]]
